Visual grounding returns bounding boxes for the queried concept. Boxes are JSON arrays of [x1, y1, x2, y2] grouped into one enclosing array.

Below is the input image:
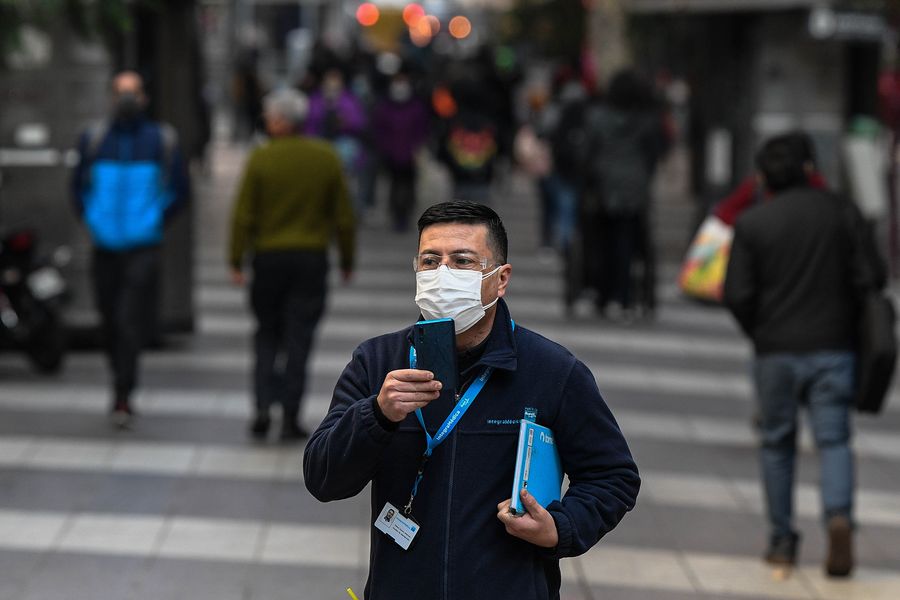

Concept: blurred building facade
[[626, 0, 890, 210]]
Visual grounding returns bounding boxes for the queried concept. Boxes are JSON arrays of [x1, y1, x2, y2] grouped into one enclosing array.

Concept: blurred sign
[[808, 7, 886, 41], [14, 124, 50, 148], [844, 136, 889, 218], [0, 149, 79, 168], [705, 128, 732, 187]]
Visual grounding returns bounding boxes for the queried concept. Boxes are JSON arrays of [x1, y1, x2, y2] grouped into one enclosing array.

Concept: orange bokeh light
[[425, 15, 440, 35], [412, 17, 432, 38], [356, 3, 380, 27], [448, 16, 472, 39], [403, 4, 425, 27]]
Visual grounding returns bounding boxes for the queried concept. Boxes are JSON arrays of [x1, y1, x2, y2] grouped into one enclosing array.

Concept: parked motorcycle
[[0, 228, 70, 373]]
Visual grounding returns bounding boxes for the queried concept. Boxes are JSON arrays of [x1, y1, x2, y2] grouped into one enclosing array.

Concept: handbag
[[677, 214, 733, 302], [855, 291, 897, 414]]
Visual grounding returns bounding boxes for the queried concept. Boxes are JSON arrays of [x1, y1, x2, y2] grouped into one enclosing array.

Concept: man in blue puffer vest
[[71, 70, 190, 428], [304, 200, 640, 600]]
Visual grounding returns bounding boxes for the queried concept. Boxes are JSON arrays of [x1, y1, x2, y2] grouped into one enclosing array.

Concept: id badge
[[374, 502, 420, 550]]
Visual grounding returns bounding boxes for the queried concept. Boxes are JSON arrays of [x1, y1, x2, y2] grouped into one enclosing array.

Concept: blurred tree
[[0, 0, 161, 67]]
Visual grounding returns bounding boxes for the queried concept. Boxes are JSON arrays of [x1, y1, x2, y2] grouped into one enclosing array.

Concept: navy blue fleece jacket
[[303, 299, 640, 600]]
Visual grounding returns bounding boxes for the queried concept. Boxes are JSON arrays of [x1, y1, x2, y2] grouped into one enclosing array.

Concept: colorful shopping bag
[[678, 215, 733, 302]]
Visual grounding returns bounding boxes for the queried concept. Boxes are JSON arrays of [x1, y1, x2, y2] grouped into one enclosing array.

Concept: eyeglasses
[[413, 253, 497, 272]]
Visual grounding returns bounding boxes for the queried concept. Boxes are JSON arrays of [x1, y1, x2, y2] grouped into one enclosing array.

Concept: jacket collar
[[474, 298, 518, 372]]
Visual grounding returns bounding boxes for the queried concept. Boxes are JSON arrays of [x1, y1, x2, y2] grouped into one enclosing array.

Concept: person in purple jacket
[[304, 68, 368, 172], [304, 200, 639, 600], [372, 70, 430, 232]]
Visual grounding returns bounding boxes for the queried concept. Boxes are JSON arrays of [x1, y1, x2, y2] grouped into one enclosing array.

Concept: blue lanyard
[[402, 320, 514, 515]]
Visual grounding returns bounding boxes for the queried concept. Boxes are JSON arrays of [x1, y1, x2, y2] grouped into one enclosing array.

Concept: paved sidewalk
[[0, 140, 899, 599]]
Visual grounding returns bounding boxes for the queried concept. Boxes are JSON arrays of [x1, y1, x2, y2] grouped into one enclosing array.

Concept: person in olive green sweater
[[229, 88, 356, 441]]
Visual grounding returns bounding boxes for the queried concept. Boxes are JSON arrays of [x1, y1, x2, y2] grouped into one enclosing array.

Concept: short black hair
[[784, 130, 817, 166], [756, 134, 809, 193], [417, 201, 508, 264]]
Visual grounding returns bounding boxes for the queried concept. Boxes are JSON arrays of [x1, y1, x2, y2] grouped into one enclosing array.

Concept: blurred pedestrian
[[231, 48, 263, 142], [436, 77, 499, 203], [304, 200, 639, 600], [70, 70, 190, 428], [581, 69, 669, 322], [513, 86, 554, 247], [372, 70, 430, 232], [546, 75, 589, 253], [229, 89, 356, 442], [713, 130, 826, 226], [723, 133, 886, 577], [305, 68, 368, 212]]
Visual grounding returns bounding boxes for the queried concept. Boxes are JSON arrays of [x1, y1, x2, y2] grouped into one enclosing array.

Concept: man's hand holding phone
[[377, 369, 443, 422]]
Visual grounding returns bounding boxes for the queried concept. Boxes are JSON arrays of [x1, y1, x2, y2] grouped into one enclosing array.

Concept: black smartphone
[[412, 318, 459, 402]]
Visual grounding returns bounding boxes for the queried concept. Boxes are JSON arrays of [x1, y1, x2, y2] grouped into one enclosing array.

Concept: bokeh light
[[425, 15, 441, 36], [410, 17, 433, 47], [448, 16, 472, 39], [403, 4, 425, 27], [356, 3, 380, 27]]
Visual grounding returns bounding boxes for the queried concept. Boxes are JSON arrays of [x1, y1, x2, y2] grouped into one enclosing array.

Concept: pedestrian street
[[1, 142, 900, 599]]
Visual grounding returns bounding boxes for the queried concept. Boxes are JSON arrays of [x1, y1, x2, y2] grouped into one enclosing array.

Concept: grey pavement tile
[[0, 470, 175, 516], [0, 361, 250, 394], [628, 437, 760, 481], [602, 390, 757, 421], [0, 550, 44, 600], [605, 498, 900, 572], [602, 503, 766, 558], [636, 435, 900, 494], [582, 582, 767, 600], [0, 466, 366, 525], [0, 408, 252, 446], [0, 469, 98, 513], [856, 524, 900, 570], [262, 481, 370, 525], [247, 563, 366, 600], [629, 436, 900, 493], [132, 558, 253, 600], [79, 472, 181, 515], [16, 552, 145, 600], [166, 477, 274, 521]]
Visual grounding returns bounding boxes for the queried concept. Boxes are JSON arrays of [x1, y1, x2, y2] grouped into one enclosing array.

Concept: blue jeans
[[753, 352, 855, 539], [542, 174, 577, 250]]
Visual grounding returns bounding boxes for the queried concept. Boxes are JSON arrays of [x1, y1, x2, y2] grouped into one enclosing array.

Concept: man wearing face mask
[[372, 71, 430, 232], [71, 70, 190, 428], [304, 201, 639, 600]]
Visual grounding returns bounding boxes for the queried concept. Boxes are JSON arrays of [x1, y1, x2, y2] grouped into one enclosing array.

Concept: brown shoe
[[825, 515, 854, 577]]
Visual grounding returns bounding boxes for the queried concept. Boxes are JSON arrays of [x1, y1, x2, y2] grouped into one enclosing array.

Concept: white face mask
[[415, 265, 501, 334]]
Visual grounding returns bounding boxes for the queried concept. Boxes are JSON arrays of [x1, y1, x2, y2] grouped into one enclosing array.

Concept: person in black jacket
[[303, 201, 639, 600], [724, 133, 884, 577]]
